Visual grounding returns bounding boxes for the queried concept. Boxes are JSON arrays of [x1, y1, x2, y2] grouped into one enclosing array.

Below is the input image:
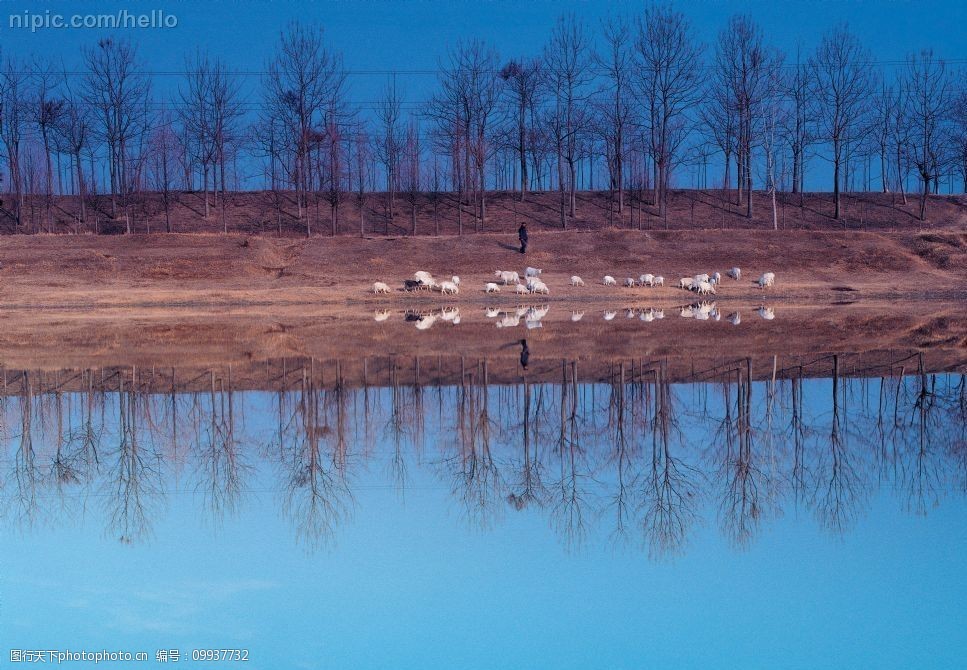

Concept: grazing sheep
[[495, 270, 520, 285], [515, 283, 529, 295], [757, 272, 775, 288], [653, 276, 664, 287], [525, 266, 542, 278], [727, 312, 741, 325], [485, 307, 501, 318], [604, 310, 617, 321], [485, 282, 501, 293], [695, 281, 716, 296], [603, 275, 617, 286], [527, 279, 549, 294], [727, 267, 741, 281], [639, 273, 655, 287], [758, 306, 776, 320], [679, 277, 695, 290], [372, 281, 391, 294], [570, 275, 585, 287], [624, 277, 636, 287], [694, 273, 710, 284], [571, 311, 584, 322], [373, 309, 391, 322], [711, 271, 722, 285], [414, 271, 433, 284], [451, 275, 461, 285], [439, 280, 459, 295]]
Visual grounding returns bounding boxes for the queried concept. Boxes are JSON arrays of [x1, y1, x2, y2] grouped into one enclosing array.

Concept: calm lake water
[[2, 356, 965, 668]]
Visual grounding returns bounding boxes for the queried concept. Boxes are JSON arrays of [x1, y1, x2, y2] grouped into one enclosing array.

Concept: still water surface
[[3, 358, 965, 668]]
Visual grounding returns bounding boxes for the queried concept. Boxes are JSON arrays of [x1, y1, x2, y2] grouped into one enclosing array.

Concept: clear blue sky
[[2, 0, 966, 191]]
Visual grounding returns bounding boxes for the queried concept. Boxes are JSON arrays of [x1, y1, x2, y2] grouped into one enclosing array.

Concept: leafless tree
[[953, 84, 967, 193], [782, 48, 813, 200], [809, 25, 874, 219], [634, 4, 704, 219], [544, 14, 593, 225], [0, 54, 30, 230], [83, 38, 151, 220], [148, 109, 181, 233], [31, 60, 65, 232], [374, 77, 403, 231], [902, 50, 952, 220], [595, 16, 635, 219], [498, 57, 542, 200], [401, 118, 422, 234], [264, 22, 346, 235]]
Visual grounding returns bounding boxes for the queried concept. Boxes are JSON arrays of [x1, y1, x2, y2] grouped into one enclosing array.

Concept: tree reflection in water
[[0, 356, 964, 556]]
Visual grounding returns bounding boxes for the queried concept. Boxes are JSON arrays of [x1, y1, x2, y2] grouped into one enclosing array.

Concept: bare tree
[[148, 109, 181, 233], [32, 60, 65, 232], [401, 118, 422, 235], [595, 16, 634, 218], [0, 55, 29, 231], [374, 77, 403, 232], [53, 89, 92, 230], [83, 38, 151, 220], [954, 84, 967, 193], [634, 4, 704, 219], [544, 14, 593, 225], [809, 25, 874, 219], [264, 22, 346, 236], [498, 57, 542, 200], [783, 48, 813, 199], [902, 50, 951, 221]]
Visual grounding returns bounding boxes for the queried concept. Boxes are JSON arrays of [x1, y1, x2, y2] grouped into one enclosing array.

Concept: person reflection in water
[[519, 339, 529, 369]]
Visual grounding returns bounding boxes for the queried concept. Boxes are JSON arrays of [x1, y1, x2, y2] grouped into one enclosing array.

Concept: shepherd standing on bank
[[518, 222, 528, 254]]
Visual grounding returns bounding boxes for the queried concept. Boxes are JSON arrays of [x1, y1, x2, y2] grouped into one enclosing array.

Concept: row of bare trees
[[2, 9, 966, 237]]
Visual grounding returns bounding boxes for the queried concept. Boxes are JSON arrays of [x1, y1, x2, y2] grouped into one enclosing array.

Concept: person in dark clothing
[[519, 339, 530, 370], [518, 222, 528, 254]]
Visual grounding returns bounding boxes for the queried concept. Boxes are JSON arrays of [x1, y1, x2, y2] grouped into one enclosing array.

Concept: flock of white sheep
[[373, 265, 776, 296]]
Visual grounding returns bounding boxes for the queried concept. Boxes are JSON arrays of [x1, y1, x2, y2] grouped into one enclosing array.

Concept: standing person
[[518, 222, 528, 254]]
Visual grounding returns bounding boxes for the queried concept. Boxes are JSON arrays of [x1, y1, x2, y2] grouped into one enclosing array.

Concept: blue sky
[[2, 0, 966, 191]]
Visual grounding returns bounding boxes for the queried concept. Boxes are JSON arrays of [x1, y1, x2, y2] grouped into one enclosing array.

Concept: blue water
[[2, 372, 965, 668]]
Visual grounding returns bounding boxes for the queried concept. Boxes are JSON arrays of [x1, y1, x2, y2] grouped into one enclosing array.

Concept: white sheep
[[570, 275, 585, 287], [485, 282, 501, 293], [711, 271, 721, 285], [515, 283, 529, 295], [603, 310, 617, 321], [525, 266, 542, 278], [695, 281, 716, 296], [653, 276, 664, 287], [571, 311, 584, 322], [373, 309, 391, 322], [679, 277, 695, 290], [727, 267, 741, 281], [439, 280, 459, 295], [372, 281, 391, 294], [451, 275, 461, 285], [603, 275, 617, 286], [694, 273, 710, 285], [757, 272, 775, 288], [624, 277, 636, 287], [758, 306, 776, 320], [527, 279, 549, 294], [414, 271, 433, 285], [639, 273, 654, 287], [495, 270, 520, 285]]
